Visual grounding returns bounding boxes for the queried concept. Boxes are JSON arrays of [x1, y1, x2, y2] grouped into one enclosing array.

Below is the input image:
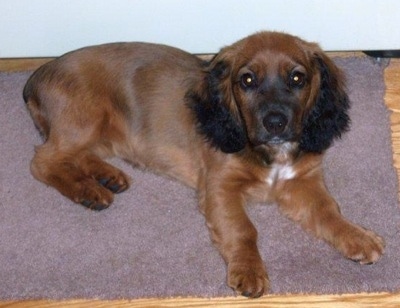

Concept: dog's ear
[[187, 58, 247, 153], [299, 53, 350, 153]]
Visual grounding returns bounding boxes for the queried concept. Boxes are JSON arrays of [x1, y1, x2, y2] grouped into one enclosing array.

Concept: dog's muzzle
[[263, 111, 288, 136], [259, 108, 298, 146]]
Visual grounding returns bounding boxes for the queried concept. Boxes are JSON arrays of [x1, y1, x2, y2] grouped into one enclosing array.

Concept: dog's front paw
[[336, 224, 385, 265], [227, 260, 269, 298]]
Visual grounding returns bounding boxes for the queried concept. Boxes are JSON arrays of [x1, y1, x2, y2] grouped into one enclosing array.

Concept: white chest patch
[[266, 163, 296, 186]]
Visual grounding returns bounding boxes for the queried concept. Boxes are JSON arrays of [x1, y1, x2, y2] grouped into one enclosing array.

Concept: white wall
[[1, 0, 399, 57]]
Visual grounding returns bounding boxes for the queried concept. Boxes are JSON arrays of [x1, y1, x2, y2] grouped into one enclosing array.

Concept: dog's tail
[[23, 72, 50, 139], [23, 76, 34, 103]]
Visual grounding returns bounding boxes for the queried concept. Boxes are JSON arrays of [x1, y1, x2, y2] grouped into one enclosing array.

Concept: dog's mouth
[[249, 130, 299, 148], [266, 136, 287, 145]]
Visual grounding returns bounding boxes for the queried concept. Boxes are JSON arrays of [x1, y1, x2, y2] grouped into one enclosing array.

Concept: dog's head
[[189, 31, 350, 155]]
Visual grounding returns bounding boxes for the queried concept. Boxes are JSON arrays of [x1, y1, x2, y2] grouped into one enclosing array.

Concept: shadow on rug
[[0, 57, 399, 300]]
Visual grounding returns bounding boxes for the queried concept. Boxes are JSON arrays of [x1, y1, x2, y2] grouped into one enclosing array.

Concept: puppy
[[23, 31, 385, 298]]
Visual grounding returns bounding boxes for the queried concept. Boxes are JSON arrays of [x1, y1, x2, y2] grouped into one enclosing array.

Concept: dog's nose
[[263, 112, 288, 135]]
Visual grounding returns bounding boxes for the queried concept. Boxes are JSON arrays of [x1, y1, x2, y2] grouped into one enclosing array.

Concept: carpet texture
[[1, 57, 399, 300]]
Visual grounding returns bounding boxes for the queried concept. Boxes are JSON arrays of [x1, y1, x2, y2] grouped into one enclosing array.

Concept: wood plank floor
[[1, 56, 399, 307]]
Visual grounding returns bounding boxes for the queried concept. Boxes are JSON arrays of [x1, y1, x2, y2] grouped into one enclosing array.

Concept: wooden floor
[[1, 56, 399, 307]]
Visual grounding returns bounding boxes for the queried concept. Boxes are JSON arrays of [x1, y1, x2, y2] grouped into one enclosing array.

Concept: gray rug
[[0, 57, 399, 300]]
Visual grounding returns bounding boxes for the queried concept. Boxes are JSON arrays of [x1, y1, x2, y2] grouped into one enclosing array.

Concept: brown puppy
[[24, 31, 385, 298]]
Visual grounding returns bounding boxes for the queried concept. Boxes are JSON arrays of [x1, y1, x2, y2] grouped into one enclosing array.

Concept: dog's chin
[[252, 138, 299, 164]]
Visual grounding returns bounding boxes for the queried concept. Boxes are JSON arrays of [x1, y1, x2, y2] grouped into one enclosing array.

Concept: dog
[[23, 31, 385, 298]]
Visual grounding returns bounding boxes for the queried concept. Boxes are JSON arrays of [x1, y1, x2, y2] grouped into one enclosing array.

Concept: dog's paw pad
[[339, 226, 385, 265], [228, 262, 269, 298], [73, 178, 114, 210], [81, 199, 110, 211], [97, 175, 129, 194]]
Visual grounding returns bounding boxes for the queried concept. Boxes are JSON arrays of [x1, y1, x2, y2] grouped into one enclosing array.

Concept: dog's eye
[[289, 71, 306, 88], [240, 73, 257, 89]]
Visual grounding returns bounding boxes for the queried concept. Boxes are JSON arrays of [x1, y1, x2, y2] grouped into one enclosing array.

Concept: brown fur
[[24, 31, 384, 297]]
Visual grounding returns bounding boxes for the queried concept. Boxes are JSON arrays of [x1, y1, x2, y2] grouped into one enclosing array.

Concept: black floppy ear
[[299, 54, 350, 153], [187, 60, 247, 153]]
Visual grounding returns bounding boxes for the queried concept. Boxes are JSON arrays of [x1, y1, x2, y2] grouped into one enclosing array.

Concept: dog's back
[[24, 43, 204, 138]]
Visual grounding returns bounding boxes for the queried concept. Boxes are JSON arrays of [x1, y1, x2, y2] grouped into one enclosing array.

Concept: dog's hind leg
[[25, 78, 131, 210], [31, 143, 130, 210]]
